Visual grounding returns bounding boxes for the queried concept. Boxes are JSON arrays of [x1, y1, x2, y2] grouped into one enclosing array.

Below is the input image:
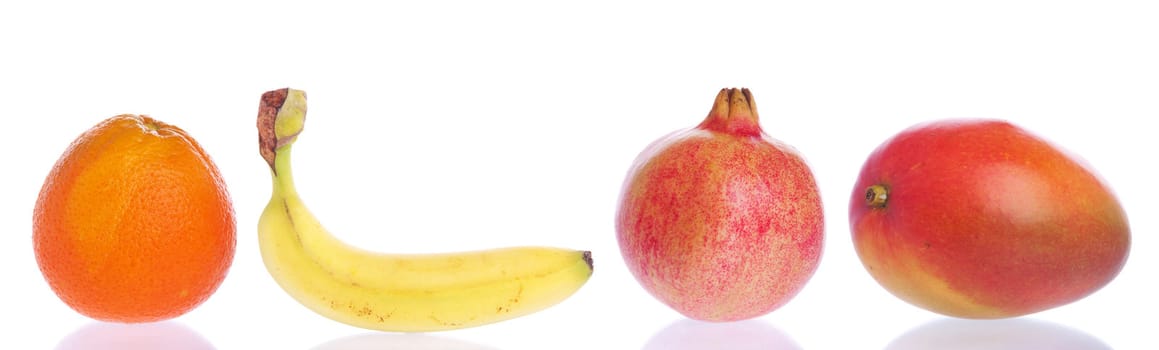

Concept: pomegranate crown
[[697, 87, 762, 136]]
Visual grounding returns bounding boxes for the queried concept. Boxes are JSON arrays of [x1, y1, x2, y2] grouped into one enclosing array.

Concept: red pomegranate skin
[[849, 119, 1130, 319], [616, 88, 824, 322]]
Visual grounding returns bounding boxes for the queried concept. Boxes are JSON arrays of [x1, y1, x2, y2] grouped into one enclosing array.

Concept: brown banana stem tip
[[258, 88, 289, 170]]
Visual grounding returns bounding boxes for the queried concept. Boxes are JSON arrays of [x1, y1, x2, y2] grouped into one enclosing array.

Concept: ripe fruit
[[33, 115, 236, 323], [849, 118, 1130, 319], [615, 88, 824, 322], [255, 88, 593, 332]]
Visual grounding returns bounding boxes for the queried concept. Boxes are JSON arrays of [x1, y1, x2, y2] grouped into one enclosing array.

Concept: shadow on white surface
[[311, 332, 499, 350], [886, 317, 1111, 350], [642, 318, 802, 350], [55, 321, 215, 350]]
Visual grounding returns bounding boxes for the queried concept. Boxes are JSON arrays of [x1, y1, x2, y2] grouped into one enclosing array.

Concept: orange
[[33, 114, 236, 323]]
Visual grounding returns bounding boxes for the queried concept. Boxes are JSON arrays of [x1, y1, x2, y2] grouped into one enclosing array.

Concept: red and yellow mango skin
[[616, 88, 824, 322], [849, 119, 1130, 318]]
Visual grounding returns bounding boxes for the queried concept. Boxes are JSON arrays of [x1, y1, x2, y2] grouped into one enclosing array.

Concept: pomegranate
[[615, 88, 824, 321]]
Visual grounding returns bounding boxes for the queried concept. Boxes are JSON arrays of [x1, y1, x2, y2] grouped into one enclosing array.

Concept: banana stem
[[271, 145, 299, 199]]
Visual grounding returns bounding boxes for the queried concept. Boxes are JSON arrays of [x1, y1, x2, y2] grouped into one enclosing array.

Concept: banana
[[255, 88, 593, 332]]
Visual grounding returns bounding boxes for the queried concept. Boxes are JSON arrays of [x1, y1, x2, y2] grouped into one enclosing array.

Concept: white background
[[2, 1, 1156, 349]]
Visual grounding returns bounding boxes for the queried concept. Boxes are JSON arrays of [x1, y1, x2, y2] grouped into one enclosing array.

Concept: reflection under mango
[[886, 317, 1110, 350]]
